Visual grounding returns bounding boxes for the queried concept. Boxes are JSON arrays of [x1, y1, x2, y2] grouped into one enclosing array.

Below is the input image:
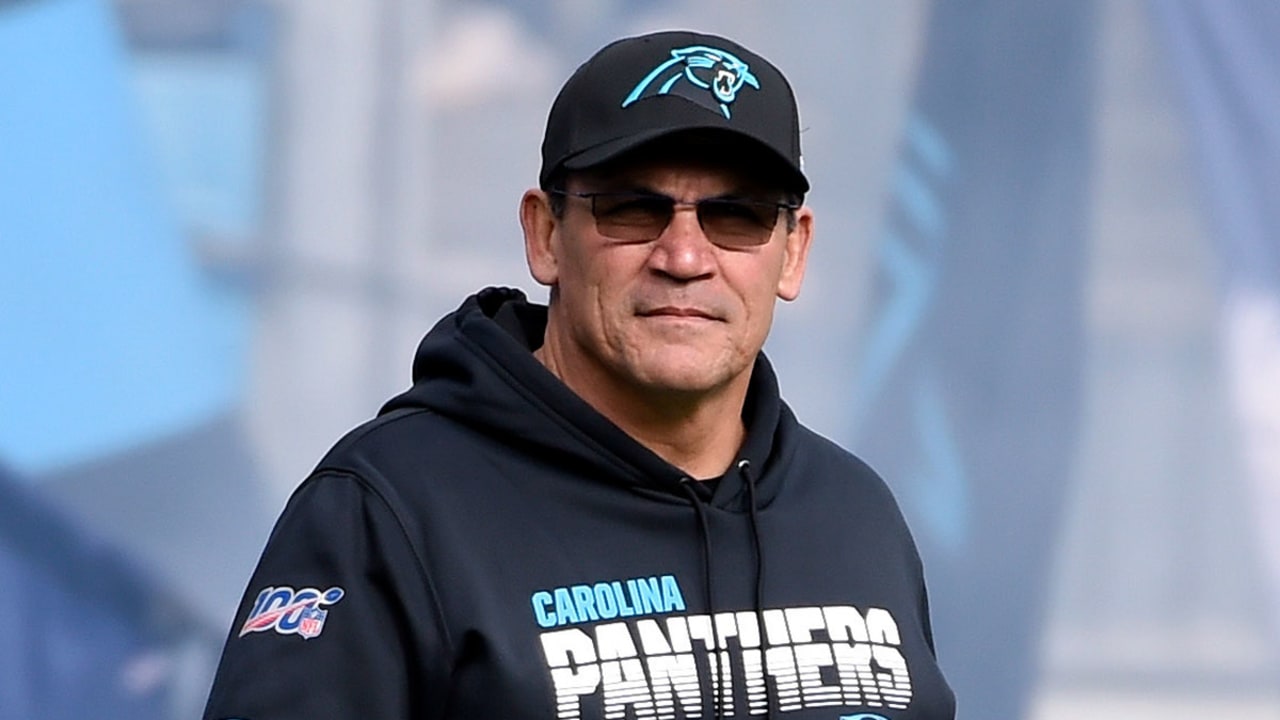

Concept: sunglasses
[[550, 190, 799, 247]]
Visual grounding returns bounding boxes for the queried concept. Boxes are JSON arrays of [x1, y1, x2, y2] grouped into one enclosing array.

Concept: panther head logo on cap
[[622, 45, 760, 119]]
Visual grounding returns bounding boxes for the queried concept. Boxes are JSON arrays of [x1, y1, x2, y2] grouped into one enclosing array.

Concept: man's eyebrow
[[611, 185, 664, 195], [584, 178, 663, 194], [570, 175, 644, 193]]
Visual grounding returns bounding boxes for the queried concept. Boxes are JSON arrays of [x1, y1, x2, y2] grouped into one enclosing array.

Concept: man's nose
[[649, 204, 716, 280]]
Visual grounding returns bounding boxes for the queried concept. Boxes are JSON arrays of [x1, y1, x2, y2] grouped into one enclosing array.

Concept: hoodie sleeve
[[202, 471, 450, 719]]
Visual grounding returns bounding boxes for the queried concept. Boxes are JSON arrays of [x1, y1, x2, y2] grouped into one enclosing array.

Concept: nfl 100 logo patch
[[239, 585, 345, 640]]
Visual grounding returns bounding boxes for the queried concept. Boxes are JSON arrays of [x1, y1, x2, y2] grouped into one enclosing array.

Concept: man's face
[[522, 157, 813, 402]]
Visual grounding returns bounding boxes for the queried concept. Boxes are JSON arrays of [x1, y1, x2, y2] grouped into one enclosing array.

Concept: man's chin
[[626, 355, 746, 398]]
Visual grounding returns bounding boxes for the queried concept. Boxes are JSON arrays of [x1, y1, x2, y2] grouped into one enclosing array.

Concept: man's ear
[[521, 189, 559, 287], [776, 206, 814, 301]]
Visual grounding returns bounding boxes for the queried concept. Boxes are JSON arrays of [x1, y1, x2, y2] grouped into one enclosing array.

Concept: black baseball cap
[[539, 30, 808, 193]]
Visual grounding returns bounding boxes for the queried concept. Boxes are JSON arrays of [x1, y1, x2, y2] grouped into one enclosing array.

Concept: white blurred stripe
[[1224, 288, 1280, 633]]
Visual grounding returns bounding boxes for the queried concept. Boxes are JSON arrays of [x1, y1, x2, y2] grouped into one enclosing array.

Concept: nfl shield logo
[[298, 606, 328, 639]]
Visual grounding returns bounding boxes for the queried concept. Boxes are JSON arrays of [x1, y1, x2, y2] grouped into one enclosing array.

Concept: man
[[204, 30, 955, 719]]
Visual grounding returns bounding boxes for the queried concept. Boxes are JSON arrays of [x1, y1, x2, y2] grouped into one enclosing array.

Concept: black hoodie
[[204, 287, 955, 720]]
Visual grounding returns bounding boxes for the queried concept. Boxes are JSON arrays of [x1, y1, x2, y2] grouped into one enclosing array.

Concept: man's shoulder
[[310, 406, 489, 485], [783, 419, 902, 499], [787, 419, 878, 474]]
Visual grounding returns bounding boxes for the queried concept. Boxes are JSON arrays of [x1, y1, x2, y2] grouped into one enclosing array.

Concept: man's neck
[[533, 346, 748, 480]]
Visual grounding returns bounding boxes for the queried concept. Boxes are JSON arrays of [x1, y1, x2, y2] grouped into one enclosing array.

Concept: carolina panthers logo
[[622, 45, 760, 119]]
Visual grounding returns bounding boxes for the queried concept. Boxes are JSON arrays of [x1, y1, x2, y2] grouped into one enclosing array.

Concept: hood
[[380, 287, 793, 511]]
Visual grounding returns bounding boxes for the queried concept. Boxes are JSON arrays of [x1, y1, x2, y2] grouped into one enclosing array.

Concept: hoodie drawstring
[[738, 459, 772, 719], [678, 478, 716, 622], [678, 478, 723, 719], [681, 462, 771, 720], [738, 460, 766, 625]]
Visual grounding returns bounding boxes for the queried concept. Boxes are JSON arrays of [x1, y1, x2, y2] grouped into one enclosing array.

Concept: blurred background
[[1, 0, 1277, 718]]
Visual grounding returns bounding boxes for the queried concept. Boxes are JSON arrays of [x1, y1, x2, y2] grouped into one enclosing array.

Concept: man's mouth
[[639, 306, 719, 321]]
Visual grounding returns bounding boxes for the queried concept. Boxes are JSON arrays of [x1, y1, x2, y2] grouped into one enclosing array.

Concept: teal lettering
[[635, 576, 662, 613], [531, 591, 556, 628], [613, 581, 636, 617], [572, 585, 599, 622], [536, 575, 685, 627], [660, 575, 685, 612], [594, 583, 619, 619], [554, 588, 579, 625], [624, 579, 643, 615]]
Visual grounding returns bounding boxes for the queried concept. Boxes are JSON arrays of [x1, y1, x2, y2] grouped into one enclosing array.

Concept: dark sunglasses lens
[[591, 195, 673, 240], [583, 192, 781, 245], [698, 200, 778, 246]]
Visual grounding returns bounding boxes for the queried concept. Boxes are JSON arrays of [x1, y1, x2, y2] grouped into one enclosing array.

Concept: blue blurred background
[[2, 1, 1277, 718]]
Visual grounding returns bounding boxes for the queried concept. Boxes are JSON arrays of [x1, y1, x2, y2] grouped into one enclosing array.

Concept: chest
[[407, 489, 953, 719]]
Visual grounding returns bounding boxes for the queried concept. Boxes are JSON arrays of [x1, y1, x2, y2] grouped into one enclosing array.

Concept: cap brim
[[558, 126, 809, 193]]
